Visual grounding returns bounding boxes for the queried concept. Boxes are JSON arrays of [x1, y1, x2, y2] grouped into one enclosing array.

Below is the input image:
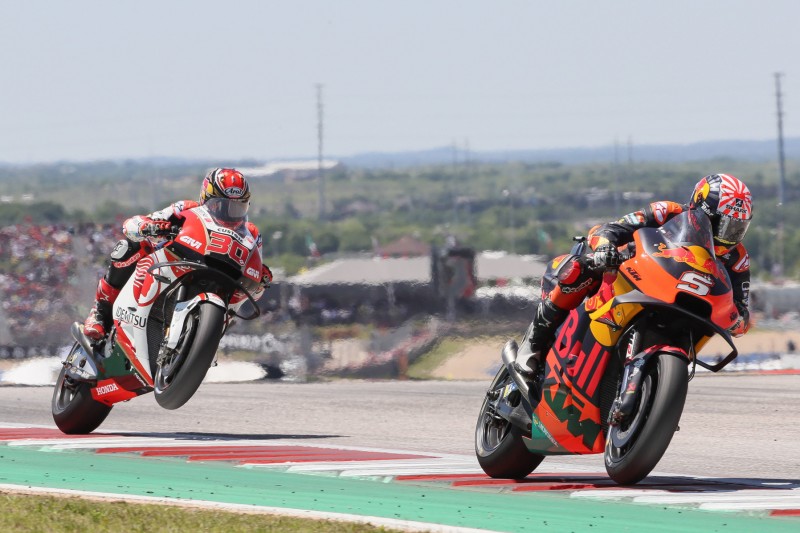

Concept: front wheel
[[154, 302, 225, 410], [52, 345, 112, 434], [604, 353, 688, 484], [475, 365, 544, 479]]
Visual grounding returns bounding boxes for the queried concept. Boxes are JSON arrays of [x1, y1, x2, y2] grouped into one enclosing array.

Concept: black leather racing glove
[[592, 244, 622, 269]]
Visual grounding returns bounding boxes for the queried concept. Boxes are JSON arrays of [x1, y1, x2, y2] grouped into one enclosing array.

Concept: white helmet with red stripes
[[689, 173, 753, 251]]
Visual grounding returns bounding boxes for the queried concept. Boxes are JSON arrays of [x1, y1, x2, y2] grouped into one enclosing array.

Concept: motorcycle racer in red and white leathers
[[83, 168, 273, 340], [515, 173, 753, 377]]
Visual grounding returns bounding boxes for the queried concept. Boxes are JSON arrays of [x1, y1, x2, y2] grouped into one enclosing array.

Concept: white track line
[[571, 487, 800, 514], [632, 491, 800, 505], [701, 500, 800, 511], [282, 460, 479, 472], [337, 467, 486, 478]]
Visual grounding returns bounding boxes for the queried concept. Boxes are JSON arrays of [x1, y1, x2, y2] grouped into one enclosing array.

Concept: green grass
[[406, 337, 469, 379], [0, 493, 405, 533]]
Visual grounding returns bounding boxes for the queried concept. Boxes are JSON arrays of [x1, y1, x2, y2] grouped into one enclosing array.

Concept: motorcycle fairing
[[586, 275, 643, 348], [90, 376, 142, 406], [179, 208, 261, 271], [621, 214, 737, 331], [526, 305, 614, 455], [111, 247, 174, 388], [174, 208, 263, 299], [105, 206, 261, 395], [162, 293, 226, 352]]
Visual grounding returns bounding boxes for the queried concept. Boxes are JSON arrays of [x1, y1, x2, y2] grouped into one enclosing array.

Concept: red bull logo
[[652, 243, 729, 288]]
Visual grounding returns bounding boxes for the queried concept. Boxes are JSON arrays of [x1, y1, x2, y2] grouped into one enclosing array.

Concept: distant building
[[622, 191, 655, 202], [376, 236, 431, 258], [285, 250, 546, 320], [238, 160, 343, 182]]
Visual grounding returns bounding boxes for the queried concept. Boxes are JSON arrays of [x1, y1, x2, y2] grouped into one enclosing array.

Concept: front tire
[[604, 353, 688, 484], [154, 302, 225, 410], [475, 366, 544, 479], [52, 352, 112, 434]]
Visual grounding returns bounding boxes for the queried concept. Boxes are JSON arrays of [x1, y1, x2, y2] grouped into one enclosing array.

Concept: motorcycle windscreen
[[203, 197, 249, 229], [636, 210, 732, 297]]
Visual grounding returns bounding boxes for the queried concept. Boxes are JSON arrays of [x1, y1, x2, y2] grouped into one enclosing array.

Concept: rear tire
[[154, 302, 225, 410], [52, 354, 112, 434], [604, 353, 688, 484], [475, 366, 544, 479]]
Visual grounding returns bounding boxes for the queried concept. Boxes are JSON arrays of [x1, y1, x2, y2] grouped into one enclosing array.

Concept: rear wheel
[[154, 302, 225, 410], [604, 353, 688, 484], [475, 366, 544, 478], [51, 345, 112, 434]]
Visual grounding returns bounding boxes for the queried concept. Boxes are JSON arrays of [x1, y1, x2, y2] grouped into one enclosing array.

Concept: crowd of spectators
[[0, 222, 119, 352]]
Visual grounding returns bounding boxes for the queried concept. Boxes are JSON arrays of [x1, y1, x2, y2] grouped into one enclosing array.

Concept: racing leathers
[[83, 200, 272, 340], [515, 201, 751, 377]]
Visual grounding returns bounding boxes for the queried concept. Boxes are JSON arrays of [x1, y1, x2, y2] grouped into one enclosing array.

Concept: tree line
[[0, 158, 796, 277]]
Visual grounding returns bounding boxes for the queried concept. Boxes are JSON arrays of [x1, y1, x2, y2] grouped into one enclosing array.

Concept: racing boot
[[514, 298, 569, 378], [83, 278, 121, 340]]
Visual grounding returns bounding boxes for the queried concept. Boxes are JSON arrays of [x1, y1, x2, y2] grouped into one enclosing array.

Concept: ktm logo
[[625, 267, 642, 281]]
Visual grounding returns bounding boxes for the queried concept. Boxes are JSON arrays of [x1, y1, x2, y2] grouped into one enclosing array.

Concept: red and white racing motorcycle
[[52, 198, 266, 434]]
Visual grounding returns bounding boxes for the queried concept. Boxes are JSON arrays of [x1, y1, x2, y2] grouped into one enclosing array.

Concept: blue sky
[[1, 0, 798, 163]]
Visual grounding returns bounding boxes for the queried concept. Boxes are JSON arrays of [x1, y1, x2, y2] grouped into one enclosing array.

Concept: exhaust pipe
[[70, 322, 104, 373], [501, 340, 530, 399]]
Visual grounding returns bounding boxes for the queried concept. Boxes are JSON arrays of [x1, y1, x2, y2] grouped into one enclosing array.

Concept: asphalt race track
[[0, 373, 798, 532]]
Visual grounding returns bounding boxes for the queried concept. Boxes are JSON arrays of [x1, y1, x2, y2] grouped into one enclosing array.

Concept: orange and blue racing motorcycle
[[475, 209, 740, 484]]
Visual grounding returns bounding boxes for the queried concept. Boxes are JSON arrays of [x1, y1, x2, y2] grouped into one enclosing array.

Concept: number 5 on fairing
[[676, 271, 714, 296]]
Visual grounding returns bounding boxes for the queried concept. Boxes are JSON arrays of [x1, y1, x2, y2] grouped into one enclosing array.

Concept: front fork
[[608, 329, 692, 426], [608, 330, 644, 426]]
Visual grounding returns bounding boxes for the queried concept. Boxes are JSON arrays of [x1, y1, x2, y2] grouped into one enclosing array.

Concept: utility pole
[[627, 136, 633, 166], [503, 188, 515, 254], [613, 139, 620, 210], [775, 73, 787, 207], [316, 83, 325, 219], [451, 141, 459, 227], [774, 73, 786, 278]]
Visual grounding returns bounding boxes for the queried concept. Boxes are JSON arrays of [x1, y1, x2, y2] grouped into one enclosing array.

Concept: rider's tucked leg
[[515, 255, 600, 377], [83, 238, 150, 340], [83, 278, 121, 340]]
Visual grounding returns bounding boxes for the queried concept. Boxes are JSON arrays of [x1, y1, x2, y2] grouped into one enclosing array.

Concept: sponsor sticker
[[95, 382, 119, 395], [114, 307, 147, 329], [733, 252, 750, 273], [179, 235, 203, 249], [652, 202, 669, 224], [531, 415, 559, 447], [562, 278, 593, 294]]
